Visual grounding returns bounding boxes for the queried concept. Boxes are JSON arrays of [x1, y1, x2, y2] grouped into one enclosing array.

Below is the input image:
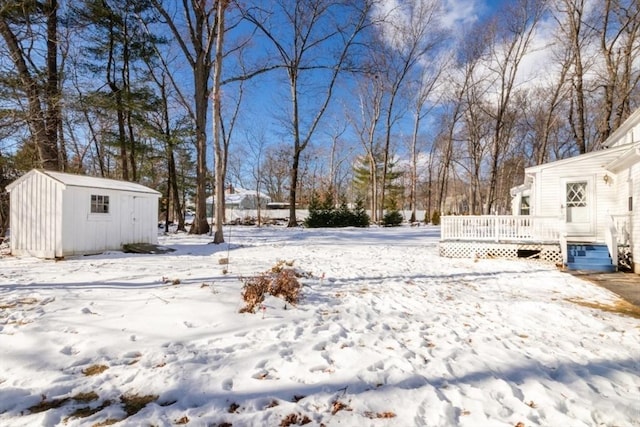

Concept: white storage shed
[[7, 169, 161, 258]]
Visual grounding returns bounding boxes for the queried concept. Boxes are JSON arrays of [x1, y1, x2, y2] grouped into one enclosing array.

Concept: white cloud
[[440, 0, 483, 29]]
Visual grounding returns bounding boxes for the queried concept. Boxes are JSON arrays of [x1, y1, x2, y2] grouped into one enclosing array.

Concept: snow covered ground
[[0, 226, 638, 427]]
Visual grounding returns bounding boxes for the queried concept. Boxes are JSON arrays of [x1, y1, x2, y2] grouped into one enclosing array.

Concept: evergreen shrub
[[431, 210, 441, 225], [304, 194, 370, 228], [382, 210, 403, 227]]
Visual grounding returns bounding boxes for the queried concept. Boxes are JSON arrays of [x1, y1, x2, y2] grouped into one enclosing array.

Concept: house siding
[[632, 163, 640, 272], [530, 146, 630, 242]]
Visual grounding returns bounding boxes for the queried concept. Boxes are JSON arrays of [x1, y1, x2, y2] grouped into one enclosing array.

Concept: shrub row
[[304, 198, 369, 228]]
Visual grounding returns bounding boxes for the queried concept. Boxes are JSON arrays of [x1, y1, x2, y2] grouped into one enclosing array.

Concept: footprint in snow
[[60, 345, 78, 356], [222, 378, 233, 390], [279, 348, 294, 361], [367, 360, 385, 372], [312, 341, 327, 351]]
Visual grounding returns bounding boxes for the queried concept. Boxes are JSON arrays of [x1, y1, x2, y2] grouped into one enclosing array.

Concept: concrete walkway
[[569, 271, 640, 307]]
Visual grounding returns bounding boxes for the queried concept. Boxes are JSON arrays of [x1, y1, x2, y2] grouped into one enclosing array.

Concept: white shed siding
[[9, 170, 63, 258], [59, 187, 158, 256], [8, 170, 160, 258]]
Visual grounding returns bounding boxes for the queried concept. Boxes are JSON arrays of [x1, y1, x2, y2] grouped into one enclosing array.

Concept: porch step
[[566, 243, 616, 273]]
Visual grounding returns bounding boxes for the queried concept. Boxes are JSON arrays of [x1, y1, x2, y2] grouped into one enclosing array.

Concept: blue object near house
[[566, 243, 616, 273]]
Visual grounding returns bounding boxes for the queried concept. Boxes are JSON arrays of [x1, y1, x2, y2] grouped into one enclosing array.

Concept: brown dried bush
[[240, 274, 271, 313], [240, 263, 302, 313], [268, 269, 301, 304]]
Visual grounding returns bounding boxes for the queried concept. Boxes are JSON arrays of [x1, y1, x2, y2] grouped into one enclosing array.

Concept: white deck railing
[[610, 214, 631, 246], [441, 215, 562, 242], [606, 214, 632, 267]]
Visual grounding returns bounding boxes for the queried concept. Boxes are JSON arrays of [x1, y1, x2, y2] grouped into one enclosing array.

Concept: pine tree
[[71, 0, 162, 180]]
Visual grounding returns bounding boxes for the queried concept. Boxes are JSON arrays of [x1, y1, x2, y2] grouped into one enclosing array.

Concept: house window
[[629, 196, 633, 212], [520, 196, 530, 215], [91, 195, 110, 213], [566, 182, 587, 207]]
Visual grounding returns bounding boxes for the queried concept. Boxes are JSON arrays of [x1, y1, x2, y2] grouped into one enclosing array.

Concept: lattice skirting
[[439, 241, 563, 264], [618, 246, 632, 269]]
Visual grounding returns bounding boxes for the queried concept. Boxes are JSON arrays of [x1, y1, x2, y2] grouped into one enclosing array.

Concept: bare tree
[[597, 0, 640, 141], [484, 0, 546, 213], [348, 70, 384, 223], [529, 46, 572, 165], [211, 0, 228, 243], [434, 71, 467, 216], [325, 121, 354, 203], [260, 145, 290, 203], [553, 0, 597, 154], [241, 0, 370, 226], [150, 0, 218, 234], [371, 0, 445, 220], [407, 62, 443, 222]]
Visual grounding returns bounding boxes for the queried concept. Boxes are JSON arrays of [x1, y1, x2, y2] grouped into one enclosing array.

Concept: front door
[[562, 178, 594, 237]]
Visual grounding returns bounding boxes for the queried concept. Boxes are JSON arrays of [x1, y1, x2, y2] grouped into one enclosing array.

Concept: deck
[[439, 215, 563, 263], [439, 215, 631, 268]]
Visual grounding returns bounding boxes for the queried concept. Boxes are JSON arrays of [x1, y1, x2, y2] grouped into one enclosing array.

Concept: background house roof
[[206, 188, 271, 205]]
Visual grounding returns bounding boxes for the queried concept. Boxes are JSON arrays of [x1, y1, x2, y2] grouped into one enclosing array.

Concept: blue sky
[[219, 0, 527, 186]]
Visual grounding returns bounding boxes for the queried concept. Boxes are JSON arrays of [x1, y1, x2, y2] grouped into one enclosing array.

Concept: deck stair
[[566, 243, 616, 273]]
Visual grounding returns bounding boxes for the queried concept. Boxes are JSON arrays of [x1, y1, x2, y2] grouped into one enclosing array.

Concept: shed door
[[562, 178, 593, 237], [121, 195, 145, 243]]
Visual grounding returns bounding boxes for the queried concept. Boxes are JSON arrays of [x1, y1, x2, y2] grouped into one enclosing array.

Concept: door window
[[566, 182, 587, 207]]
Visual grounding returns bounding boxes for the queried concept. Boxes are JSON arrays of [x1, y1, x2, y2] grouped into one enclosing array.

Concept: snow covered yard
[[0, 226, 638, 427]]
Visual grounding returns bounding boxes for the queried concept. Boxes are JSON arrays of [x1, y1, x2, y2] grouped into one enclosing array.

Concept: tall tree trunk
[[0, 13, 60, 170], [45, 0, 62, 170], [151, 0, 216, 235], [213, 0, 227, 243], [169, 149, 185, 231], [287, 69, 301, 227], [563, 0, 588, 153], [191, 61, 211, 234]]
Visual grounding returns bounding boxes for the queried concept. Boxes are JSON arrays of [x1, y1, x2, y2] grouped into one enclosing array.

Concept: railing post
[[560, 233, 567, 266], [606, 215, 618, 271]]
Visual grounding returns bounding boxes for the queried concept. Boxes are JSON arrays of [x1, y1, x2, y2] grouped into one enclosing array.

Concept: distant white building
[[206, 186, 271, 211], [7, 169, 160, 258]]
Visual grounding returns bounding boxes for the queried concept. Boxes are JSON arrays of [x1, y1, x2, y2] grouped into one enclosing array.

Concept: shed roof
[[7, 169, 161, 195]]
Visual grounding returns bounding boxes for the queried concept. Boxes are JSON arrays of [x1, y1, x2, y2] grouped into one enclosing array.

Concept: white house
[[206, 187, 271, 211], [441, 108, 640, 272], [7, 169, 161, 258]]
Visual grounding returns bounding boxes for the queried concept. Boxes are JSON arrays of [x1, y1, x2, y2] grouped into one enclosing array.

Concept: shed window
[[91, 195, 110, 213]]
